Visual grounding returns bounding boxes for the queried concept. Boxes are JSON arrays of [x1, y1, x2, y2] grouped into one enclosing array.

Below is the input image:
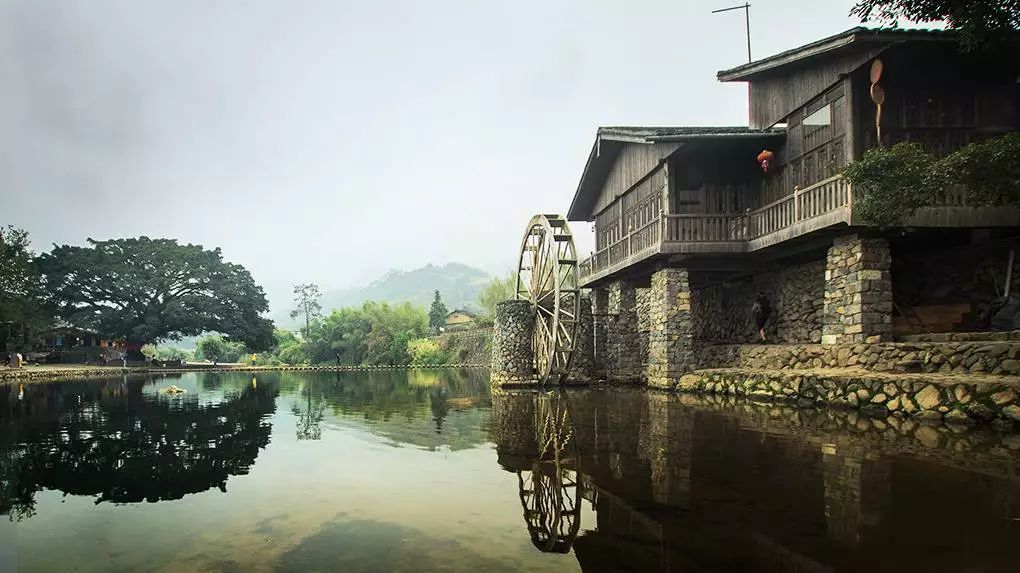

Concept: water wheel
[[516, 214, 580, 384]]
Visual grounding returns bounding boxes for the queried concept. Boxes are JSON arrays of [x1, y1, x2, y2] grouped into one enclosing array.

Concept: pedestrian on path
[[752, 292, 772, 343]]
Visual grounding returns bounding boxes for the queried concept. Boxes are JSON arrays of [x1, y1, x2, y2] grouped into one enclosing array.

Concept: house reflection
[[491, 389, 1020, 573]]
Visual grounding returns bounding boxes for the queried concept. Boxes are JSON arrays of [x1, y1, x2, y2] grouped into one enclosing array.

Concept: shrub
[[407, 338, 447, 366], [928, 132, 1020, 206], [843, 141, 935, 226]]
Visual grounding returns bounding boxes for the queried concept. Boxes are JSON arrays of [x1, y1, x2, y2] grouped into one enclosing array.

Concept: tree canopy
[[478, 271, 516, 317], [0, 226, 48, 333], [37, 237, 274, 349], [290, 283, 322, 336], [303, 301, 428, 365], [851, 0, 1020, 48]]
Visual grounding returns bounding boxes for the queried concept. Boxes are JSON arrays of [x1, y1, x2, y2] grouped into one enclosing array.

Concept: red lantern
[[756, 149, 775, 173]]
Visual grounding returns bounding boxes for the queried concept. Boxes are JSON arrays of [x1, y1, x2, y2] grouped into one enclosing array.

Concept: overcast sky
[[1, 0, 861, 311]]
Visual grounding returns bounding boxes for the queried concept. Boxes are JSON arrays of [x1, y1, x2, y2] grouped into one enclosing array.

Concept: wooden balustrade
[[580, 176, 853, 281]]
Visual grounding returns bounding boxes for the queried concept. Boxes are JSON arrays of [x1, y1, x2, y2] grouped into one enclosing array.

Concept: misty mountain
[[276, 263, 491, 328]]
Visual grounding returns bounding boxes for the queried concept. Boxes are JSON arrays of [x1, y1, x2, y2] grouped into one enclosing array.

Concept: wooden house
[[445, 310, 478, 327], [565, 28, 1020, 385], [571, 28, 1020, 287]]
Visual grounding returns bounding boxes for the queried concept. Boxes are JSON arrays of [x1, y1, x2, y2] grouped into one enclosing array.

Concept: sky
[[0, 0, 862, 312]]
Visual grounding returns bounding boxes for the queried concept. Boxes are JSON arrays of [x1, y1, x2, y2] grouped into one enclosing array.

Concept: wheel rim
[[516, 214, 579, 384]]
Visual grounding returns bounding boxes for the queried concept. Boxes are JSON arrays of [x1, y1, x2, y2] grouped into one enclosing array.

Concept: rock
[[1004, 405, 1020, 422], [914, 426, 941, 448], [857, 388, 871, 401], [914, 385, 942, 411], [887, 396, 901, 411], [991, 389, 1016, 406], [965, 403, 997, 422], [953, 386, 971, 404], [944, 409, 972, 424], [1002, 359, 1019, 373], [871, 393, 887, 403], [916, 410, 943, 421], [883, 383, 898, 397]]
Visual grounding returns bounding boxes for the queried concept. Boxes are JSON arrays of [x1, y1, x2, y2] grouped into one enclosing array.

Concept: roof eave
[[717, 32, 859, 82]]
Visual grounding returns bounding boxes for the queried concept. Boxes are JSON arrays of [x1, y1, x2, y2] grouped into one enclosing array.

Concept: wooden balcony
[[578, 176, 1020, 286]]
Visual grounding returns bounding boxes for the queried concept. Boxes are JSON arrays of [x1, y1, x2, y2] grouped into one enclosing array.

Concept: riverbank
[[0, 363, 490, 383]]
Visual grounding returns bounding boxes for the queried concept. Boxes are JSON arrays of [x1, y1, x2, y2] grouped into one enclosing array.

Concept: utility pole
[[712, 3, 752, 63]]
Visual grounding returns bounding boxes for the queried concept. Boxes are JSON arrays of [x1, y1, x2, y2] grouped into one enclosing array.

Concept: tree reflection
[[293, 377, 326, 440], [0, 377, 277, 520]]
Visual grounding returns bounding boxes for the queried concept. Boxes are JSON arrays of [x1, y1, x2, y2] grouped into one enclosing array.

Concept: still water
[[2, 370, 1019, 572]]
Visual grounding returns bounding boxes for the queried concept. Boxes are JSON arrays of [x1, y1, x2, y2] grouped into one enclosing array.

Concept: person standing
[[752, 292, 772, 343]]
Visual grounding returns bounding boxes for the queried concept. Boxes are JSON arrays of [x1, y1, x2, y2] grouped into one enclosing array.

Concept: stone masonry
[[491, 300, 535, 385], [606, 280, 642, 383], [567, 293, 599, 383], [823, 235, 893, 345], [591, 288, 609, 374], [646, 268, 695, 388]]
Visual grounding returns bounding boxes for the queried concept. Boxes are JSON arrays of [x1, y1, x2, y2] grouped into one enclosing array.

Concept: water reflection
[[2, 371, 1019, 572], [0, 375, 278, 520], [492, 389, 1020, 572]]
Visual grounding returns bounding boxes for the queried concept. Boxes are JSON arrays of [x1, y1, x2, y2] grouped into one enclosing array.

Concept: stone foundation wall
[[491, 300, 534, 385], [698, 338, 1020, 376], [676, 369, 1020, 426], [568, 294, 599, 383], [605, 281, 643, 382], [636, 288, 651, 366], [692, 260, 824, 344]]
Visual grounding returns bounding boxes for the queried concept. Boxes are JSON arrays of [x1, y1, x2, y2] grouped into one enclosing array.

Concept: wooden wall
[[592, 142, 679, 215], [747, 49, 881, 129], [852, 43, 1020, 156]]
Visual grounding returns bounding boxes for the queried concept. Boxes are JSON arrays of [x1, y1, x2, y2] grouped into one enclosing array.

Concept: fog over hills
[[274, 263, 492, 329]]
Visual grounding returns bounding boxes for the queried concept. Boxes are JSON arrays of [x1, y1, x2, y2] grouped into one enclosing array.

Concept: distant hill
[[276, 263, 492, 329]]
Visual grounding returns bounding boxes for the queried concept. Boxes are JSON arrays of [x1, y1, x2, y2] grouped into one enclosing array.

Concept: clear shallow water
[[0, 371, 1018, 573]]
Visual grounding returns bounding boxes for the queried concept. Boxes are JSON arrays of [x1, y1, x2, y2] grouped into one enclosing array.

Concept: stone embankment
[[652, 332, 1020, 427], [670, 369, 1020, 427]]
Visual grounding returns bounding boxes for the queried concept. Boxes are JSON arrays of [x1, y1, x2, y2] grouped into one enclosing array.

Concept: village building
[[445, 309, 478, 328], [558, 27, 1020, 389]]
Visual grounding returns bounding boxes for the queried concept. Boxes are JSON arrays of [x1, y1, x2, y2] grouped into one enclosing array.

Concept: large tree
[[36, 237, 274, 350], [289, 282, 322, 336], [0, 226, 50, 345], [851, 0, 1020, 48], [428, 290, 448, 334]]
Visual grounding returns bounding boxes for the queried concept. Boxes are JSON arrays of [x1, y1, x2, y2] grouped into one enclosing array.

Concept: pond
[[1, 370, 1019, 572]]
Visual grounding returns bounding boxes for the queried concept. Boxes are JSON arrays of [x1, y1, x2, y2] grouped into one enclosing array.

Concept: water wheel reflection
[[516, 394, 582, 553]]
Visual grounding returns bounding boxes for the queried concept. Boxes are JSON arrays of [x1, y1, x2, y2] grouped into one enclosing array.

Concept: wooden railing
[[579, 176, 853, 282], [665, 213, 748, 242]]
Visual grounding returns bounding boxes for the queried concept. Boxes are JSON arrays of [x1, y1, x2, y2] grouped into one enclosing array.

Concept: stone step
[[675, 367, 1020, 427]]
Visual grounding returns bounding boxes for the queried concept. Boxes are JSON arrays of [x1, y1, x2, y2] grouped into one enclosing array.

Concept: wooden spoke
[[515, 214, 580, 384]]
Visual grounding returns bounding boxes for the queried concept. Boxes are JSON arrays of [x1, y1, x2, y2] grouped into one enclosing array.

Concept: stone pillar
[[606, 280, 642, 383], [567, 292, 598, 384], [592, 288, 609, 375], [823, 235, 893, 345], [646, 268, 695, 389], [491, 300, 535, 386]]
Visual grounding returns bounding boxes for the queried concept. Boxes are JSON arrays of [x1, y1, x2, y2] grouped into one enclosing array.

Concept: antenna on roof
[[712, 3, 752, 63]]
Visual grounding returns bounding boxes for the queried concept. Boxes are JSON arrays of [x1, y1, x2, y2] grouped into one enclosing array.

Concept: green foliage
[[36, 237, 275, 349], [428, 290, 448, 334], [407, 338, 447, 365], [303, 301, 428, 365], [153, 346, 194, 362], [194, 335, 248, 363], [269, 329, 306, 365], [844, 142, 935, 226], [289, 283, 322, 336], [0, 226, 49, 336], [926, 132, 1020, 206], [478, 271, 516, 317], [844, 134, 1020, 226], [850, 0, 1020, 49], [140, 344, 157, 360]]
